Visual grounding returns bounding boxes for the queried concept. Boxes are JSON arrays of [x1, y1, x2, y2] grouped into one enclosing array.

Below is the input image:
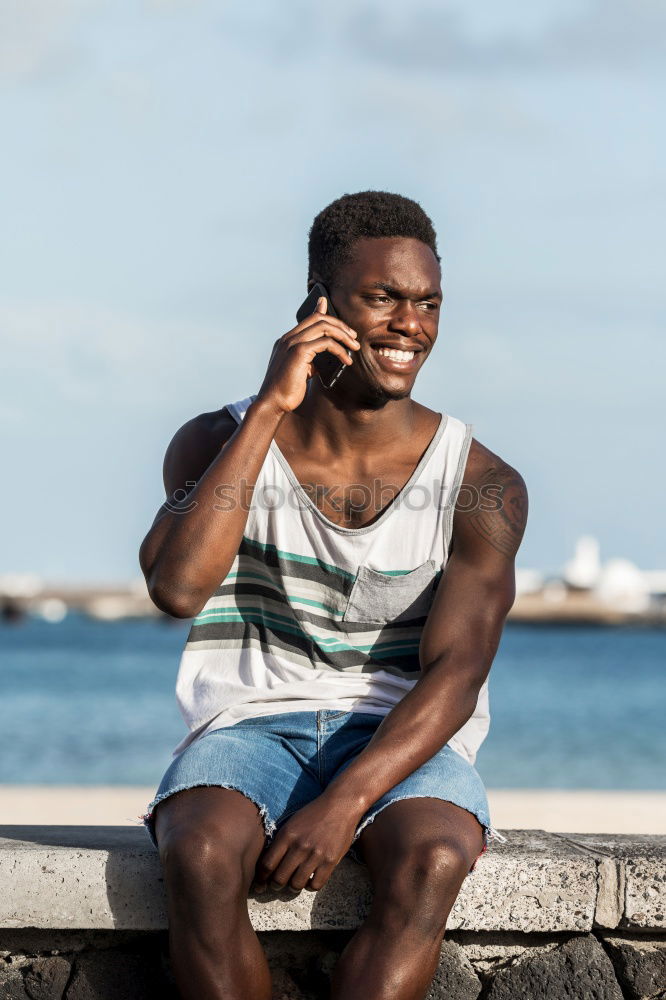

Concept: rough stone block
[[450, 829, 597, 932], [0, 826, 599, 934], [603, 936, 666, 1000], [64, 951, 157, 1000], [3, 827, 665, 940], [270, 967, 317, 1000], [0, 957, 30, 999], [260, 932, 483, 998], [267, 827, 599, 933], [260, 930, 350, 998], [24, 957, 71, 1000], [485, 934, 623, 1000], [561, 833, 666, 931], [426, 939, 482, 1000], [454, 931, 561, 976]]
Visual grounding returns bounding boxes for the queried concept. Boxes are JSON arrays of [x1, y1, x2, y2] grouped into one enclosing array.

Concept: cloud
[[4, 0, 662, 93], [217, 0, 666, 76], [0, 0, 95, 82], [339, 0, 666, 74]]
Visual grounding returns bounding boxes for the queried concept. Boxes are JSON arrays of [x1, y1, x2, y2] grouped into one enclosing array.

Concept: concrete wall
[[1, 826, 664, 999]]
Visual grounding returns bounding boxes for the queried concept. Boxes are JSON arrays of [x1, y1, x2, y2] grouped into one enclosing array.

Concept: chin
[[360, 379, 413, 408]]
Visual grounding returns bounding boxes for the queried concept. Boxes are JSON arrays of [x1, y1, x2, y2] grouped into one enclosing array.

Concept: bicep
[[419, 546, 516, 672], [419, 458, 528, 672], [140, 410, 235, 557], [162, 408, 236, 502], [459, 460, 529, 561], [162, 418, 202, 504], [138, 418, 204, 575]]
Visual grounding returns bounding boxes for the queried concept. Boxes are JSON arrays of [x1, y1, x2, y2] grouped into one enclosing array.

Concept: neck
[[289, 384, 422, 458]]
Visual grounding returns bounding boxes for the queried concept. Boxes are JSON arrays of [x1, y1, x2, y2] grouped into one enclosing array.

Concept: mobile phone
[[296, 282, 352, 390]]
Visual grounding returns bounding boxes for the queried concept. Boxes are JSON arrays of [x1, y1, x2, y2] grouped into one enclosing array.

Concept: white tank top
[[172, 394, 490, 763]]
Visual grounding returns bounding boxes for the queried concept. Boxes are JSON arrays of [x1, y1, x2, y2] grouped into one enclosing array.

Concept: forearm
[[321, 659, 483, 818], [145, 396, 285, 617]]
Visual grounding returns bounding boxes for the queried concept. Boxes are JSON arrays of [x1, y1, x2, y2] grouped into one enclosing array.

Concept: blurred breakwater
[[1, 573, 666, 627]]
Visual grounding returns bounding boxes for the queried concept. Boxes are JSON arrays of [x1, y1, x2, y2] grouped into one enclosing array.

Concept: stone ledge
[[2, 931, 665, 1000], [0, 827, 664, 935]]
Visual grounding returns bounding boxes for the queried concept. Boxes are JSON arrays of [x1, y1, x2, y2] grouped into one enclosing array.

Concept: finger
[[298, 336, 356, 367], [315, 295, 327, 314], [291, 319, 359, 347], [286, 857, 320, 892], [253, 840, 289, 892], [285, 326, 359, 359], [267, 846, 308, 891], [306, 861, 336, 892], [289, 312, 358, 342], [296, 332, 359, 360]]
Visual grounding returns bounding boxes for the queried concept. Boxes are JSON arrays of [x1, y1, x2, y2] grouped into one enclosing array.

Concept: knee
[[389, 837, 472, 899], [159, 822, 249, 899], [368, 838, 471, 938]]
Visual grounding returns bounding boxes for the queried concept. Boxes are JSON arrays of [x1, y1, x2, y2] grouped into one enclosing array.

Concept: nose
[[388, 301, 423, 337]]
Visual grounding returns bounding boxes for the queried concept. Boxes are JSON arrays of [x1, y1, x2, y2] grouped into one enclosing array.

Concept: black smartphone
[[296, 282, 352, 390]]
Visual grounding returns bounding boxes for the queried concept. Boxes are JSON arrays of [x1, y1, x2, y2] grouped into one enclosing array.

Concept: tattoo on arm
[[462, 464, 528, 557]]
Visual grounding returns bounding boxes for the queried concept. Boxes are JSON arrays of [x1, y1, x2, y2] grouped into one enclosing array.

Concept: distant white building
[[594, 559, 651, 613], [515, 568, 544, 595], [0, 573, 43, 598], [562, 536, 601, 590], [560, 536, 659, 613], [642, 571, 666, 597]]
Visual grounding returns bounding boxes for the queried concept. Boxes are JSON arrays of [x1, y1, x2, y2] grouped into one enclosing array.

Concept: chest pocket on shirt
[[342, 560, 439, 625]]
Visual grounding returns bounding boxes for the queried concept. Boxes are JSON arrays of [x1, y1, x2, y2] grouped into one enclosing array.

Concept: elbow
[[420, 656, 488, 714], [139, 541, 199, 619], [146, 571, 200, 620], [154, 587, 198, 620], [141, 544, 235, 620], [149, 584, 195, 620]]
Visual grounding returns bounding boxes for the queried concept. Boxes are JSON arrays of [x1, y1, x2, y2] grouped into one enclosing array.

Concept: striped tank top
[[172, 394, 491, 764]]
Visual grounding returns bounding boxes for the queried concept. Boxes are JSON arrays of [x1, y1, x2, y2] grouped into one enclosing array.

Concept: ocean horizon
[[1, 614, 664, 790]]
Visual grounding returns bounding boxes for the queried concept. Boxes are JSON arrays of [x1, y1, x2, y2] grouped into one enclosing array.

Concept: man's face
[[312, 236, 442, 406]]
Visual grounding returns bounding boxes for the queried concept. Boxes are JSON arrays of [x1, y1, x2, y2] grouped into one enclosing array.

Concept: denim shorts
[[143, 710, 496, 876]]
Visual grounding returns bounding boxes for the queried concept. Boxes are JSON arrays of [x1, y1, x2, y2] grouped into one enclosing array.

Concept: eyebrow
[[366, 281, 442, 300]]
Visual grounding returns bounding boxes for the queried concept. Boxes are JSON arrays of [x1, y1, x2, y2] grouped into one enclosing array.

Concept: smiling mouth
[[370, 345, 422, 369]]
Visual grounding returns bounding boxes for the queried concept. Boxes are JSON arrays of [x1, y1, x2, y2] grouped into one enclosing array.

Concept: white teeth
[[376, 347, 415, 361]]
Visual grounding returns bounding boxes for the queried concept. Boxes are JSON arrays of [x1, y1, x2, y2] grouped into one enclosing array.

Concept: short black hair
[[308, 190, 440, 288]]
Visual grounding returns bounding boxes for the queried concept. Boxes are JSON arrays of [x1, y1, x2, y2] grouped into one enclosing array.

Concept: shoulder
[[171, 405, 237, 446], [451, 437, 528, 560], [463, 437, 526, 493], [162, 406, 238, 499], [165, 406, 237, 466]]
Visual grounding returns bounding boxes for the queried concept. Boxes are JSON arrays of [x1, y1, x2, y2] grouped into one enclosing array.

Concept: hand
[[251, 794, 362, 894], [255, 296, 361, 416]]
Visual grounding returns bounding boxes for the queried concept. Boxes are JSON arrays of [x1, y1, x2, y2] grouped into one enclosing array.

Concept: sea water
[[0, 614, 664, 788]]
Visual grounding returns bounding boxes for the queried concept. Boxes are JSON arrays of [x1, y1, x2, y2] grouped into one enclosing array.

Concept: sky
[[1, 0, 664, 583]]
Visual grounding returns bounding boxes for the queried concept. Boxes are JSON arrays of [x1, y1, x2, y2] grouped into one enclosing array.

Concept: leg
[[155, 785, 271, 1000], [330, 798, 484, 1000]]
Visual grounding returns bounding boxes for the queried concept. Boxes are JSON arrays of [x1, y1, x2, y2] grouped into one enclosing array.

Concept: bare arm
[[138, 296, 360, 619], [138, 400, 285, 619], [321, 439, 529, 812]]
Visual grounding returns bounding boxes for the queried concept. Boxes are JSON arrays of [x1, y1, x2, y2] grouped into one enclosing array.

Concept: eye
[[419, 302, 438, 311]]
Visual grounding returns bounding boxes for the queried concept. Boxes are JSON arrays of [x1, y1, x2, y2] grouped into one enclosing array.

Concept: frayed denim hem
[[347, 793, 501, 879], [140, 781, 276, 850]]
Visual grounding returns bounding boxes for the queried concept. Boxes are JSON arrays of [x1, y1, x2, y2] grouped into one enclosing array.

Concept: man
[[139, 190, 527, 1000]]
